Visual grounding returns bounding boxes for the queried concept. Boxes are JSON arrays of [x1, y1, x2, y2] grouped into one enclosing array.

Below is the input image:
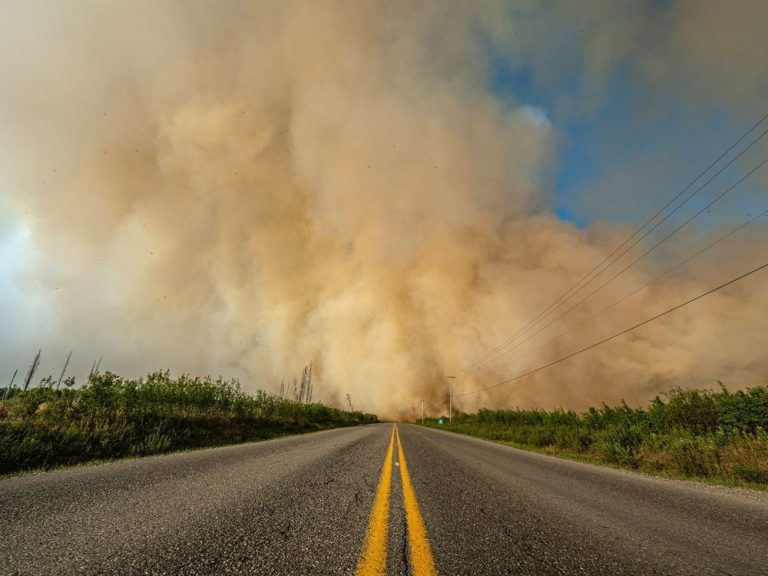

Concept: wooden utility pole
[[56, 351, 72, 390], [3, 369, 17, 400], [305, 362, 312, 404], [22, 350, 41, 391], [88, 356, 102, 379], [298, 365, 308, 404]]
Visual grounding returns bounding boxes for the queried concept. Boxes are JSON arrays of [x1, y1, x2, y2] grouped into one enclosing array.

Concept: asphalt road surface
[[2, 423, 767, 575]]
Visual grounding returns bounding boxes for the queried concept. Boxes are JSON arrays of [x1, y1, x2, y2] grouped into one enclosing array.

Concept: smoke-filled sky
[[1, 0, 767, 417]]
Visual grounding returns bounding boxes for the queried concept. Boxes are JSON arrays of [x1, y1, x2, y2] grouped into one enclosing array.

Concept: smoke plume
[[1, 1, 766, 417]]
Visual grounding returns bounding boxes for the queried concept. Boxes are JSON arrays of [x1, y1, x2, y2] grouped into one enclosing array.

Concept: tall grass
[[424, 385, 768, 486], [0, 371, 377, 474]]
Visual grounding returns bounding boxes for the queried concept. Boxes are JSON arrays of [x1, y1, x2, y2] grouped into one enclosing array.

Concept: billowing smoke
[[1, 1, 766, 417]]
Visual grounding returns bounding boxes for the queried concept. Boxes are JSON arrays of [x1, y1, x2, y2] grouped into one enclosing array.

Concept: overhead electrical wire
[[455, 112, 768, 375], [462, 154, 768, 374], [487, 122, 768, 355], [488, 207, 768, 376], [455, 259, 768, 398]]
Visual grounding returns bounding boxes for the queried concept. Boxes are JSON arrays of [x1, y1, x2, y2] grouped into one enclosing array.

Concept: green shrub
[[424, 383, 768, 485], [0, 371, 377, 474], [595, 424, 645, 466], [668, 433, 721, 477]]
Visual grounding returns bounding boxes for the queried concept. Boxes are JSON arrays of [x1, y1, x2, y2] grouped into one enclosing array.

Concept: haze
[[1, 0, 767, 418]]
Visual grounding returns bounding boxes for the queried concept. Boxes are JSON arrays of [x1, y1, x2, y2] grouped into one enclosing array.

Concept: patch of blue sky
[[486, 39, 765, 236], [488, 52, 534, 109], [553, 205, 589, 229], [610, 105, 768, 236], [486, 43, 603, 227]]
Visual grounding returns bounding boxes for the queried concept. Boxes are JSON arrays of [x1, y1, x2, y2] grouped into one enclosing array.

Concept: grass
[[421, 384, 768, 488], [0, 371, 377, 475]]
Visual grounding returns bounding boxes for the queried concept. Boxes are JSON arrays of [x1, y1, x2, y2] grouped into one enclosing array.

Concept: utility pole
[[421, 399, 424, 424], [299, 365, 307, 404], [88, 356, 102, 379], [3, 369, 17, 400], [447, 375, 456, 423], [56, 351, 72, 391], [23, 349, 42, 391]]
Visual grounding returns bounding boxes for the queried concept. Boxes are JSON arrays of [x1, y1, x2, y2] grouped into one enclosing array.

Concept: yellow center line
[[395, 424, 438, 576], [355, 424, 396, 576]]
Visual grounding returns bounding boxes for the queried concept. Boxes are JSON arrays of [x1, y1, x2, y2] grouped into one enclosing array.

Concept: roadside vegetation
[[423, 384, 768, 487], [0, 371, 377, 474]]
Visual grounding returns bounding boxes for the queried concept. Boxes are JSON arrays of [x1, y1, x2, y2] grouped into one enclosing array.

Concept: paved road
[[1, 424, 767, 575]]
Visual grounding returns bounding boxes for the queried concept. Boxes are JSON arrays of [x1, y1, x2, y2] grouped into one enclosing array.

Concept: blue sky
[[485, 39, 768, 234]]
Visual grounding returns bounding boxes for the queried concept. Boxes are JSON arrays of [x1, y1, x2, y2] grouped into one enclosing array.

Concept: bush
[[0, 371, 377, 474], [595, 424, 646, 466], [667, 432, 721, 477], [423, 383, 768, 485]]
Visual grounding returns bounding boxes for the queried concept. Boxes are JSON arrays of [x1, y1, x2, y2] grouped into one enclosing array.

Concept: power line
[[455, 112, 768, 375], [471, 154, 768, 371], [486, 126, 768, 359], [459, 150, 768, 374], [455, 259, 768, 398], [489, 124, 768, 354], [489, 207, 768, 376]]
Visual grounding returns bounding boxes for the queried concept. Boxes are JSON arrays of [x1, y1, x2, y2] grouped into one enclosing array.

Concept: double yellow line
[[355, 424, 437, 576]]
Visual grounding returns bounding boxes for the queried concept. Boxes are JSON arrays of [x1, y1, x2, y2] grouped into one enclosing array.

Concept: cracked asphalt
[[1, 423, 767, 575]]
